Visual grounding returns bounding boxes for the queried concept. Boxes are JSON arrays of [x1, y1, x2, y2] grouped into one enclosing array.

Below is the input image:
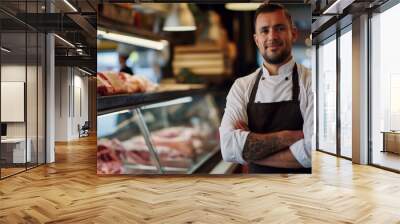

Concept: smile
[[266, 45, 282, 51], [265, 42, 283, 50]]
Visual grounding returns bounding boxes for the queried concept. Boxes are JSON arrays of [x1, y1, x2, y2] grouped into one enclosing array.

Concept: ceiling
[[310, 0, 391, 43], [0, 0, 97, 72]]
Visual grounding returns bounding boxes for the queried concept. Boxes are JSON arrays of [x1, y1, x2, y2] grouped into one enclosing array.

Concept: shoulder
[[231, 68, 261, 92], [226, 68, 260, 104]]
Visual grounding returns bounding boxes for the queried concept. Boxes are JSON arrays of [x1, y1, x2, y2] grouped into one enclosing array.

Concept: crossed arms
[[219, 72, 313, 167], [234, 121, 304, 168]]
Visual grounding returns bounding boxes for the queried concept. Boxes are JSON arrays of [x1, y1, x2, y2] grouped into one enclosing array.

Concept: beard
[[261, 43, 291, 65]]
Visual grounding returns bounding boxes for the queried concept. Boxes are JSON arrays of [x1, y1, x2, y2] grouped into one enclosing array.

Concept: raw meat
[[97, 136, 193, 174], [122, 127, 205, 158], [97, 71, 158, 96], [97, 139, 125, 174], [97, 72, 115, 96]]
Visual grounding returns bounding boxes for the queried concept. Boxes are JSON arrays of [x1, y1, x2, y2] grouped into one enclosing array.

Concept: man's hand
[[242, 130, 303, 162]]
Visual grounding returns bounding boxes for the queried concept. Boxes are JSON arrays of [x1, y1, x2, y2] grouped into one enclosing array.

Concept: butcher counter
[[97, 84, 236, 175]]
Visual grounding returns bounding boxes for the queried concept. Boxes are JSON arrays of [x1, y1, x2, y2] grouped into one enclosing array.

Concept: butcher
[[219, 3, 313, 173]]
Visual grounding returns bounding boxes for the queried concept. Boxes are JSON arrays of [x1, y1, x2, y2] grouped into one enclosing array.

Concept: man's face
[[253, 10, 297, 65]]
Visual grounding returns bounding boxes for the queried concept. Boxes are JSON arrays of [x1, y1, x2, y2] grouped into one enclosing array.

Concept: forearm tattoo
[[242, 132, 290, 162]]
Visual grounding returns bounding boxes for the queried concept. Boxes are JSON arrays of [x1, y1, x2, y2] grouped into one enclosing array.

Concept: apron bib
[[246, 64, 311, 174]]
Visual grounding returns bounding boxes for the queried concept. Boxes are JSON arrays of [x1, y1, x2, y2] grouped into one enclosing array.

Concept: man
[[117, 43, 134, 75], [219, 3, 313, 173]]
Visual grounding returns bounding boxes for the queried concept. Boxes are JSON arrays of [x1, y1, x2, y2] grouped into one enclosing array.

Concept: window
[[317, 36, 337, 154], [370, 2, 400, 171], [0, 1, 46, 179], [339, 27, 352, 158]]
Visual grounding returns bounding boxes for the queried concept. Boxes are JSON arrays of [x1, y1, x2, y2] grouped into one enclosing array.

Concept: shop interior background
[[96, 3, 312, 175]]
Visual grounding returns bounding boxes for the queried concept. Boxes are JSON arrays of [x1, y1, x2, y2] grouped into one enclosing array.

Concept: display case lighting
[[99, 109, 131, 118], [97, 29, 168, 51], [141, 97, 193, 110]]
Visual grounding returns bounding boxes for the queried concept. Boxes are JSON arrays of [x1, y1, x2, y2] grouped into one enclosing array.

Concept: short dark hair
[[254, 3, 293, 32]]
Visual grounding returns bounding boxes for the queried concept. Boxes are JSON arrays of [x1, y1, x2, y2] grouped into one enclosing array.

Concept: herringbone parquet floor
[[1, 135, 400, 223]]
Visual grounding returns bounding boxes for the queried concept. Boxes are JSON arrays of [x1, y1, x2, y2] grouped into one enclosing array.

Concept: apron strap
[[292, 64, 300, 101], [248, 69, 263, 104]]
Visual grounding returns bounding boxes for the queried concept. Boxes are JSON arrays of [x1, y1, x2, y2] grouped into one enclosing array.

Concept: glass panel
[[97, 108, 162, 174], [311, 46, 317, 151], [339, 28, 352, 158], [0, 1, 46, 177], [371, 3, 400, 171], [97, 94, 220, 174], [38, 33, 45, 165], [139, 95, 220, 174], [27, 31, 38, 169], [317, 37, 337, 154], [0, 10, 27, 177], [27, 0, 41, 170]]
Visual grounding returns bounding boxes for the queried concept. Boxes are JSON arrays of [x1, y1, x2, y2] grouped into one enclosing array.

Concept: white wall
[[55, 66, 69, 141], [54, 67, 89, 141], [72, 73, 89, 138], [1, 64, 45, 163]]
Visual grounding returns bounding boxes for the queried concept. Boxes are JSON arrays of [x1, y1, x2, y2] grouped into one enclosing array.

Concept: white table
[[1, 138, 31, 163]]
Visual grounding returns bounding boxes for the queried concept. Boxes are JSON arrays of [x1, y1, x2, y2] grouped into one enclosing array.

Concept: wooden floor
[[1, 136, 400, 223], [1, 167, 26, 178]]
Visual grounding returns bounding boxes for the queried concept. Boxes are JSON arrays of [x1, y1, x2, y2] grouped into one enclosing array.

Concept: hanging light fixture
[[163, 3, 196, 32], [225, 3, 262, 11]]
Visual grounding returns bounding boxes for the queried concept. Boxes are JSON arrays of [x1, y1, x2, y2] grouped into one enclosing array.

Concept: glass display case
[[97, 89, 221, 174]]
